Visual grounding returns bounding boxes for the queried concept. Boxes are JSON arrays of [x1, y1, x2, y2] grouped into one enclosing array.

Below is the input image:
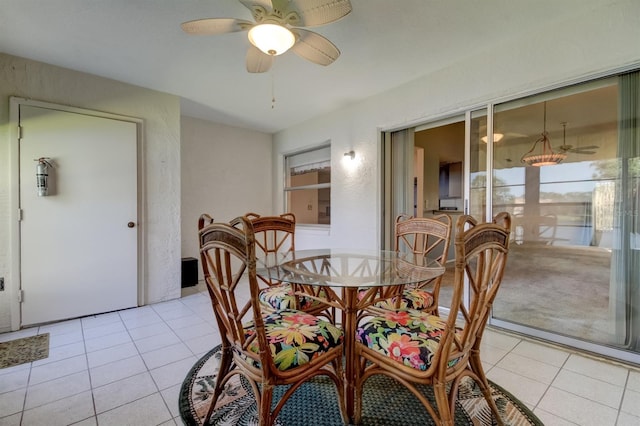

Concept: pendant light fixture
[[520, 102, 567, 167]]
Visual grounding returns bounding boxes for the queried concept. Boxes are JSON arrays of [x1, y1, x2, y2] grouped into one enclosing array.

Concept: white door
[[19, 105, 138, 326]]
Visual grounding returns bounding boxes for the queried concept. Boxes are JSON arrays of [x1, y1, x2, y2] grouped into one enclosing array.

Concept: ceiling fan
[[557, 122, 599, 155], [558, 145, 599, 155], [181, 0, 352, 73]]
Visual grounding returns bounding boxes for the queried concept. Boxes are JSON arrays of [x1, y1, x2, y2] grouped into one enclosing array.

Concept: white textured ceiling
[[0, 0, 608, 133]]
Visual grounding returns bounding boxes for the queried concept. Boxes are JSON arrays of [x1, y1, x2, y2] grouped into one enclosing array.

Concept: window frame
[[283, 143, 331, 226]]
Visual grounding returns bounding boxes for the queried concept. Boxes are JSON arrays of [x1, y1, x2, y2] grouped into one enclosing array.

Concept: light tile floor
[[2, 281, 640, 426]]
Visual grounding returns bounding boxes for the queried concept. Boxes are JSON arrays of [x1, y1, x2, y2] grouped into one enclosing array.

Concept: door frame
[[8, 97, 146, 330]]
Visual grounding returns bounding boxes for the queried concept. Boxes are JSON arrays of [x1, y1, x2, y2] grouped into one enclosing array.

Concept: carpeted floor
[[179, 345, 543, 426], [494, 244, 612, 341], [0, 333, 49, 369], [439, 243, 614, 343]]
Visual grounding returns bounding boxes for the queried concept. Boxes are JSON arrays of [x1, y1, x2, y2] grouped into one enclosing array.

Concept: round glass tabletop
[[257, 248, 444, 288]]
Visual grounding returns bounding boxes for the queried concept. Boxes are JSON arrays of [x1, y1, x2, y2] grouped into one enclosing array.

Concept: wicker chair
[[197, 213, 214, 229], [198, 215, 347, 426], [245, 212, 333, 320], [354, 212, 511, 426], [360, 214, 451, 316]]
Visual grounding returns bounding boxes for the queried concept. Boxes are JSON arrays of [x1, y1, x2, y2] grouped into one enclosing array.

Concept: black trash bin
[[181, 257, 198, 288]]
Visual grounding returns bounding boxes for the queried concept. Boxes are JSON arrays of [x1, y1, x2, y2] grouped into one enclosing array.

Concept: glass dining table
[[257, 248, 445, 422]]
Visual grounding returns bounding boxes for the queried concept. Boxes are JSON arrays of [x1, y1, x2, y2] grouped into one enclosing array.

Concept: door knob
[[127, 222, 135, 228]]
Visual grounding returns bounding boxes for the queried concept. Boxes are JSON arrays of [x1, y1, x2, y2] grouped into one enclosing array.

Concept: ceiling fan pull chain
[[271, 66, 276, 109]]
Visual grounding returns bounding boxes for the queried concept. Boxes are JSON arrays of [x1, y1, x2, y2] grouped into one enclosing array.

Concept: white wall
[[0, 53, 181, 331], [272, 0, 640, 251], [180, 116, 273, 279]]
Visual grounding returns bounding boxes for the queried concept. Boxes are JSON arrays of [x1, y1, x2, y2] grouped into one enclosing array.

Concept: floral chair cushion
[[357, 309, 458, 371], [371, 288, 435, 311], [259, 284, 328, 312], [241, 310, 343, 371]]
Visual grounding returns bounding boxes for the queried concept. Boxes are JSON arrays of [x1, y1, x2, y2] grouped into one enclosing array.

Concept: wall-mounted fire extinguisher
[[35, 157, 53, 197]]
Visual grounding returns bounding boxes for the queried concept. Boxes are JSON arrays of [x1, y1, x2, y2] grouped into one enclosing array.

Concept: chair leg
[[331, 360, 349, 425], [203, 347, 234, 425], [353, 357, 365, 425], [470, 350, 505, 426], [259, 383, 275, 426], [433, 382, 454, 426]]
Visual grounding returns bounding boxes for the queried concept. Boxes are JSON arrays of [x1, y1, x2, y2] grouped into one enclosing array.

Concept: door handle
[[127, 222, 135, 228]]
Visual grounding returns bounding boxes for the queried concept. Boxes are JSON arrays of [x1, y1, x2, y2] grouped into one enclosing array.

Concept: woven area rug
[[0, 333, 49, 369], [179, 345, 543, 426]]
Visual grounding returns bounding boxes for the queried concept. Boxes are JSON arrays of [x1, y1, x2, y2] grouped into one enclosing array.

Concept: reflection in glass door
[[468, 109, 490, 222], [488, 73, 640, 362], [381, 71, 640, 363]]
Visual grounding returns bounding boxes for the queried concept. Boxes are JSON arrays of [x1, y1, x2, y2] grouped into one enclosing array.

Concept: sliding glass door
[[468, 109, 491, 222], [488, 72, 640, 362], [382, 70, 640, 363]]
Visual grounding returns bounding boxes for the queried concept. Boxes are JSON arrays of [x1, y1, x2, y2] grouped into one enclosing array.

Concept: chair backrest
[[245, 213, 296, 287], [394, 214, 452, 265], [198, 216, 270, 368], [394, 214, 452, 307], [437, 212, 511, 376], [198, 213, 214, 230], [245, 212, 296, 256]]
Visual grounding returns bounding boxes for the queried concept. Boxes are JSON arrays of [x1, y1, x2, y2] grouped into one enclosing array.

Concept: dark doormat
[[0, 333, 50, 369]]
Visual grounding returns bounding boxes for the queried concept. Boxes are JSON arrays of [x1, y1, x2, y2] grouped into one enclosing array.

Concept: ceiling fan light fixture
[[481, 133, 504, 143], [248, 24, 295, 56]]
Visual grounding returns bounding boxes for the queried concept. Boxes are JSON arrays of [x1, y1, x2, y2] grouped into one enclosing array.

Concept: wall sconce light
[[344, 150, 355, 160]]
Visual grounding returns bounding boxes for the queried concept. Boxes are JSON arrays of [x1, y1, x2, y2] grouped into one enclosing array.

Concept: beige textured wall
[[180, 115, 272, 280], [0, 53, 181, 331]]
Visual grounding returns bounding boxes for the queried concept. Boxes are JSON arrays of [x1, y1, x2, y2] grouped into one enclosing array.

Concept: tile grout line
[[529, 342, 569, 415], [80, 315, 98, 425], [19, 321, 94, 424], [614, 369, 631, 426], [141, 302, 183, 424]]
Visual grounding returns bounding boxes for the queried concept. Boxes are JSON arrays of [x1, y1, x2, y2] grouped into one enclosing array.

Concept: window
[[284, 145, 331, 225]]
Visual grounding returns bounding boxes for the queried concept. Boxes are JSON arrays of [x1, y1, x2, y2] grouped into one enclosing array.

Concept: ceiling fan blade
[[289, 0, 352, 27], [246, 45, 273, 73], [290, 28, 340, 66], [576, 145, 600, 150], [181, 18, 253, 35], [573, 150, 597, 155], [505, 132, 529, 138]]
